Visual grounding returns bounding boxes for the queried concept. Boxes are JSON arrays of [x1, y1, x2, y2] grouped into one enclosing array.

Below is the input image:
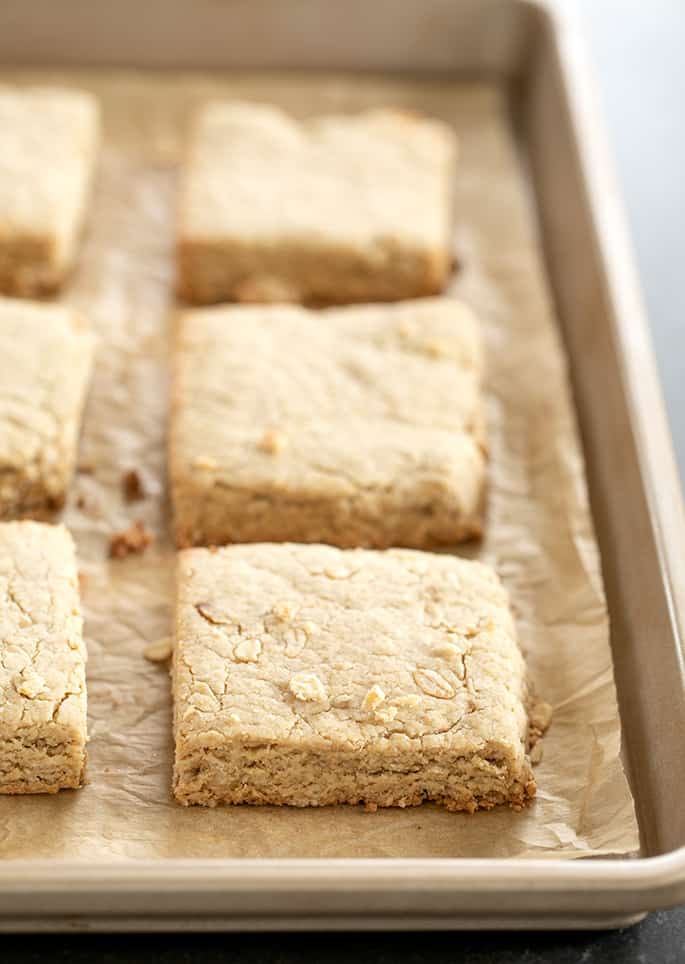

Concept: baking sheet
[[0, 70, 639, 860]]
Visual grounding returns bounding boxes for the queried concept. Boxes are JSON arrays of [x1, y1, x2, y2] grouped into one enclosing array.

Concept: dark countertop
[[3, 912, 685, 963], [5, 0, 685, 960]]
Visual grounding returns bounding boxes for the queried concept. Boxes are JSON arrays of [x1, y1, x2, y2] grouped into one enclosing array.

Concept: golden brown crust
[[0, 87, 99, 296], [172, 543, 535, 811], [0, 298, 94, 519], [177, 239, 453, 308], [170, 298, 486, 550], [176, 103, 456, 305], [0, 522, 87, 795]]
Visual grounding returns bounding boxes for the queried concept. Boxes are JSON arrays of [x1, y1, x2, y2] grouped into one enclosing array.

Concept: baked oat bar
[[0, 297, 94, 519], [176, 102, 456, 305], [0, 522, 87, 794], [0, 87, 99, 296], [170, 298, 486, 550], [172, 543, 535, 811]]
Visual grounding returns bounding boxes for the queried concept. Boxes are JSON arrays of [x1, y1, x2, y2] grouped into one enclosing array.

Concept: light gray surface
[[578, 0, 685, 482]]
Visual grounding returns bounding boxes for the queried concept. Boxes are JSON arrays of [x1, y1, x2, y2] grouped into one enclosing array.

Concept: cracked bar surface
[[176, 103, 456, 305], [0, 521, 87, 794], [0, 297, 94, 520], [0, 87, 99, 296], [170, 298, 486, 549], [172, 543, 534, 811]]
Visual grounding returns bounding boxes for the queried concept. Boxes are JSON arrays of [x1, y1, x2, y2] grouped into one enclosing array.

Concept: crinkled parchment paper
[[0, 71, 639, 860]]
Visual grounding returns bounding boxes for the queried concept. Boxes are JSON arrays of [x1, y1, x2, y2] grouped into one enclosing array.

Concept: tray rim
[[1, 0, 685, 925], [1, 851, 685, 916]]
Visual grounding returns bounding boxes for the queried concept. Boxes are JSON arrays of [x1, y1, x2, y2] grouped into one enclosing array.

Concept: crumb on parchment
[[109, 519, 154, 559], [144, 637, 173, 663], [122, 468, 145, 502]]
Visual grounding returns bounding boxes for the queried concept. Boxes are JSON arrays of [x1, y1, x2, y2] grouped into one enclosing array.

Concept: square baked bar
[[176, 103, 456, 305], [0, 522, 87, 794], [0, 297, 94, 519], [172, 543, 535, 811], [0, 87, 99, 296], [170, 297, 486, 549]]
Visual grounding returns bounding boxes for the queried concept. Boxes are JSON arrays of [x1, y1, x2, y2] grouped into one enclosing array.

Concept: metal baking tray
[[1, 0, 684, 931]]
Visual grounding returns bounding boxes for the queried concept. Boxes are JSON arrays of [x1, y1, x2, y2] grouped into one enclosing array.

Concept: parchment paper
[[0, 71, 640, 860]]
